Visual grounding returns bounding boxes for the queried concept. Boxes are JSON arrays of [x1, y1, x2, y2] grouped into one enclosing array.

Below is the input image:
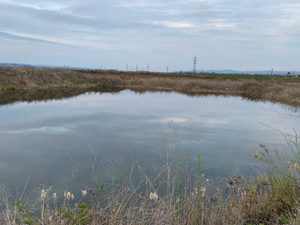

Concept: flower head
[[288, 161, 292, 168], [295, 164, 298, 170], [67, 192, 71, 200], [53, 193, 57, 199], [41, 190, 46, 199], [194, 188, 198, 195], [150, 192, 158, 202], [153, 193, 158, 202], [81, 190, 87, 197], [71, 194, 74, 200], [200, 187, 206, 198]]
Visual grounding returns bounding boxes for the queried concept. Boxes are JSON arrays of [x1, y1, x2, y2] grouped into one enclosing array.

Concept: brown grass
[[1, 153, 300, 225], [0, 66, 89, 88], [1, 125, 300, 224], [1, 66, 300, 106]]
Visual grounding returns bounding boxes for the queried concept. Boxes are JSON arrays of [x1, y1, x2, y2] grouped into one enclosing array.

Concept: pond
[[0, 89, 299, 198]]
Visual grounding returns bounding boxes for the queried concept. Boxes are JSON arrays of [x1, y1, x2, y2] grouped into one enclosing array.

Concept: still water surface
[[0, 90, 299, 196]]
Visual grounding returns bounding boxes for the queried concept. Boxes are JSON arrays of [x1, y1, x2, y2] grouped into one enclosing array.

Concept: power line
[[193, 56, 197, 74]]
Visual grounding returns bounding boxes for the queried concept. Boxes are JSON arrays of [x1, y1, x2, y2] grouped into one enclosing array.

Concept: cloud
[[0, 30, 75, 47], [159, 22, 193, 28], [168, 117, 187, 122], [4, 126, 69, 135], [0, 0, 299, 71]]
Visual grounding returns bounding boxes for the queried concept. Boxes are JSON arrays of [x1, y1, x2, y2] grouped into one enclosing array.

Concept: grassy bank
[[1, 66, 300, 106], [1, 128, 300, 224]]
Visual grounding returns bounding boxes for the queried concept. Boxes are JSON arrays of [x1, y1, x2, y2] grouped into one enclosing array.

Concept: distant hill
[[0, 62, 90, 70], [0, 62, 298, 75], [195, 69, 299, 75], [0, 62, 27, 67]]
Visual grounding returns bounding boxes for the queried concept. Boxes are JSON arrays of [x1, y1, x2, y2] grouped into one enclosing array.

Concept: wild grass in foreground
[[1, 130, 300, 224]]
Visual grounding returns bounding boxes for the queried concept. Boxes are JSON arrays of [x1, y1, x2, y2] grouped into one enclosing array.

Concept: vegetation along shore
[[1, 65, 300, 106], [1, 134, 300, 224]]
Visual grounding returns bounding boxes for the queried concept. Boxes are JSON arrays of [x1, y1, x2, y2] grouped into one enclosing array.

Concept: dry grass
[[0, 66, 89, 88], [1, 66, 300, 106], [1, 125, 300, 224]]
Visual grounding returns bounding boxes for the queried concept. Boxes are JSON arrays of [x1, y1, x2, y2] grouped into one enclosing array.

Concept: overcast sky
[[0, 0, 300, 72]]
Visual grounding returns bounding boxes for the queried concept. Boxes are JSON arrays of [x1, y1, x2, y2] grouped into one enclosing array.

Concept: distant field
[[77, 69, 298, 80], [196, 73, 292, 79]]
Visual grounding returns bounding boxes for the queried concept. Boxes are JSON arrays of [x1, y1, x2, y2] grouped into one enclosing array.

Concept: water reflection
[[0, 89, 299, 197]]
